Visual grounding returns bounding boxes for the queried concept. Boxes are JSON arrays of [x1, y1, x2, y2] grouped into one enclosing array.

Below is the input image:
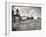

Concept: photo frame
[[5, 1, 45, 35]]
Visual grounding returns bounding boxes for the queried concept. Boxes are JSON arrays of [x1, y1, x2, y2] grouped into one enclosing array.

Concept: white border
[[6, 1, 45, 35]]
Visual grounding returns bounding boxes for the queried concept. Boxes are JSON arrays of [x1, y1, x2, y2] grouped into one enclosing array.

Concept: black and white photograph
[[12, 5, 41, 31]]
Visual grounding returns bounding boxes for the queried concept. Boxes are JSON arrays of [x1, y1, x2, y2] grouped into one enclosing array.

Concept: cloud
[[13, 6, 41, 18]]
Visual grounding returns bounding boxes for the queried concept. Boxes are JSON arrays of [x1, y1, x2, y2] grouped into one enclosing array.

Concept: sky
[[13, 6, 41, 18]]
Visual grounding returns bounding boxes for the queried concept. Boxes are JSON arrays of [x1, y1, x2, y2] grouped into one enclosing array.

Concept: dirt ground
[[12, 18, 41, 31]]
